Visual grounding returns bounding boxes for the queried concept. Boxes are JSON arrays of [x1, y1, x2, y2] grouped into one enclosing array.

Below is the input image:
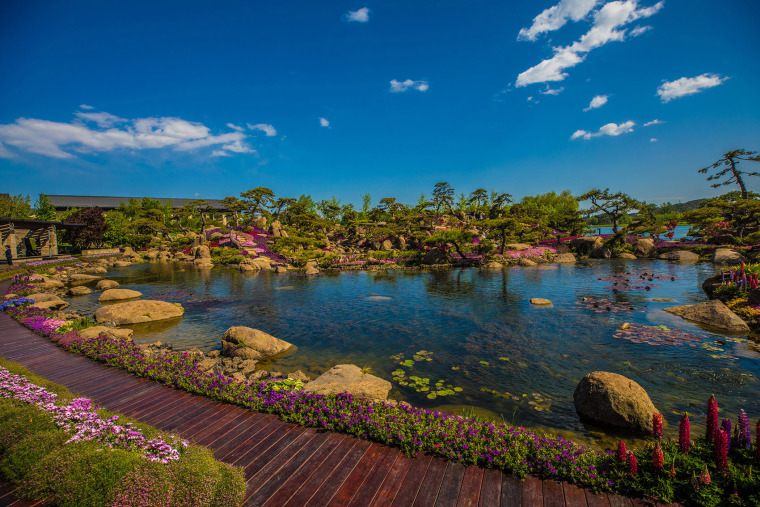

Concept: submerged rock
[[94, 300, 184, 325], [530, 298, 552, 306], [96, 279, 120, 290], [658, 250, 699, 262], [221, 326, 294, 361], [573, 371, 658, 434], [98, 288, 142, 302], [304, 364, 391, 401], [68, 286, 92, 296], [553, 253, 576, 264], [664, 300, 750, 334]]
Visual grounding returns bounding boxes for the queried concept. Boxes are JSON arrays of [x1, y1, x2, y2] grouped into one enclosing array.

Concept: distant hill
[[586, 198, 708, 225]]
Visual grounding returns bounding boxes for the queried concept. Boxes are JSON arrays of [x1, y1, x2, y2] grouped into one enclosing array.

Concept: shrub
[[0, 429, 68, 482]]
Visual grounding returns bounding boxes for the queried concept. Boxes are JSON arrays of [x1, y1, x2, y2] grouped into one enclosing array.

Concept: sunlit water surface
[[68, 260, 760, 449]]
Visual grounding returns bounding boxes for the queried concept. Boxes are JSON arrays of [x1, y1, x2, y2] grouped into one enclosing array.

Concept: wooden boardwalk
[[0, 311, 672, 506]]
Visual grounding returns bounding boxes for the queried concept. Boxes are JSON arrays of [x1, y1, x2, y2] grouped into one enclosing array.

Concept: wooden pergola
[[0, 219, 82, 261]]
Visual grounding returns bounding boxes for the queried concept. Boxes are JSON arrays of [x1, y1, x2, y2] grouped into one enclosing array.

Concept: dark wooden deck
[[0, 310, 674, 506]]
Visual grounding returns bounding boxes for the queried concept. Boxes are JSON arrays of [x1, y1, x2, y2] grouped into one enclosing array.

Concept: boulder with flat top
[[304, 364, 392, 401]]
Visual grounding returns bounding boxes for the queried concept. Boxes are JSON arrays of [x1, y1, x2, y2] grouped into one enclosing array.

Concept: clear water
[[67, 261, 760, 449]]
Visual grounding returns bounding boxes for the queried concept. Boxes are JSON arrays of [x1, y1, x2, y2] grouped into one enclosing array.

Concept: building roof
[[46, 195, 228, 211]]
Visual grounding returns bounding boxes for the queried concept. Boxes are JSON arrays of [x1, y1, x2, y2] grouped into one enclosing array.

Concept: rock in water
[[221, 326, 294, 360], [663, 300, 750, 333], [530, 298, 552, 306], [98, 288, 143, 302], [573, 372, 658, 434], [633, 238, 656, 258], [711, 248, 747, 267], [658, 250, 699, 262], [68, 286, 92, 296], [96, 279, 120, 290], [304, 364, 392, 401], [553, 253, 576, 264], [94, 300, 184, 325]]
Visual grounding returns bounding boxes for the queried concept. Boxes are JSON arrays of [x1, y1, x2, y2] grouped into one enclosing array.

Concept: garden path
[[0, 310, 681, 507]]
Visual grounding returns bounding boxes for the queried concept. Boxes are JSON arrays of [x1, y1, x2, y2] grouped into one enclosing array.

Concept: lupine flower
[[700, 468, 711, 486], [617, 441, 626, 462], [706, 395, 718, 443], [721, 419, 732, 452], [652, 413, 663, 439], [679, 414, 691, 454], [652, 444, 664, 472], [737, 410, 751, 450], [627, 451, 638, 475], [714, 429, 729, 474], [756, 419, 760, 463]]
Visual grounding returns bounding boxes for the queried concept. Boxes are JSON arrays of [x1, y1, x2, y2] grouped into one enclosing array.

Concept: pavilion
[[0, 218, 82, 263]]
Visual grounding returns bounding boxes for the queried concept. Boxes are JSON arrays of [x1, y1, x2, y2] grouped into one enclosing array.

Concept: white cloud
[[517, 1, 664, 87], [656, 73, 727, 102], [211, 150, 231, 157], [389, 79, 429, 93], [247, 123, 277, 136], [571, 120, 635, 140], [643, 119, 663, 126], [75, 111, 126, 128], [518, 0, 599, 41], [650, 138, 658, 142], [345, 7, 370, 23], [583, 94, 608, 111], [0, 111, 258, 159], [629, 25, 651, 36], [319, 117, 330, 128], [540, 85, 565, 95], [226, 123, 244, 131], [78, 104, 95, 110]]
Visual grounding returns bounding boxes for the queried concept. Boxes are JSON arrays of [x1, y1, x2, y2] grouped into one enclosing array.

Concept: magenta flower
[[627, 451, 638, 475], [652, 413, 663, 440], [679, 414, 690, 455], [706, 395, 718, 443], [714, 429, 729, 474], [617, 441, 626, 462]]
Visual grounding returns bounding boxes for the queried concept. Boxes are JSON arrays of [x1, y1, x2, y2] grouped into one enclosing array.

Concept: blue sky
[[1, 0, 759, 207]]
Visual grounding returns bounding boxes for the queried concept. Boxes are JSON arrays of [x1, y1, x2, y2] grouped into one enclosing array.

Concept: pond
[[68, 260, 760, 449]]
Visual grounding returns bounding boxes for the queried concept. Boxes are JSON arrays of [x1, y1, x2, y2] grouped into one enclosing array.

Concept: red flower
[[617, 441, 627, 462], [627, 451, 638, 475], [652, 413, 663, 439], [652, 444, 664, 472], [706, 395, 718, 443], [679, 414, 691, 454], [714, 429, 729, 474]]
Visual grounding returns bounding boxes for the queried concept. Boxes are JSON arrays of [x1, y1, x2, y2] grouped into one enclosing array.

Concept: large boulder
[[553, 253, 576, 264], [571, 236, 603, 256], [711, 248, 747, 267], [96, 279, 120, 290], [221, 326, 294, 361], [658, 250, 699, 262], [69, 274, 103, 284], [573, 372, 658, 434], [381, 239, 393, 251], [617, 253, 637, 259], [518, 258, 537, 267], [98, 289, 143, 302], [590, 246, 612, 259], [78, 325, 134, 341], [27, 293, 69, 311], [664, 300, 750, 334], [94, 300, 184, 325], [633, 238, 657, 258], [423, 248, 452, 265], [83, 266, 108, 275], [304, 364, 392, 401], [114, 261, 132, 267], [195, 245, 211, 259], [268, 220, 283, 238], [36, 277, 64, 290]]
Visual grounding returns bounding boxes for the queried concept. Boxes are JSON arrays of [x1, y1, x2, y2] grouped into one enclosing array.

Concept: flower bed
[[0, 359, 245, 507]]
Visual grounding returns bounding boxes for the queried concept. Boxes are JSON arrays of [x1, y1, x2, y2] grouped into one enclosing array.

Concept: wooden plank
[[608, 494, 634, 507], [149, 396, 220, 428], [326, 443, 389, 506], [456, 466, 484, 507], [239, 424, 305, 474], [213, 415, 276, 462], [175, 403, 237, 437], [585, 489, 612, 507], [281, 437, 364, 507], [156, 399, 222, 432], [128, 393, 190, 421], [411, 457, 448, 507], [478, 470, 502, 507], [347, 448, 401, 507], [243, 428, 320, 500], [195, 410, 253, 447], [543, 480, 566, 507], [563, 483, 589, 507], [368, 452, 414, 507], [116, 389, 182, 416], [500, 475, 521, 507], [258, 433, 346, 507], [185, 405, 246, 443], [222, 417, 286, 461], [435, 462, 466, 506], [521, 476, 542, 506], [390, 454, 432, 507], [292, 438, 371, 506]]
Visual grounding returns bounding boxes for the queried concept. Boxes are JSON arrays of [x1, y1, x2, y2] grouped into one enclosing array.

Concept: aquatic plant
[[597, 270, 677, 292], [572, 298, 640, 314], [613, 323, 703, 347]]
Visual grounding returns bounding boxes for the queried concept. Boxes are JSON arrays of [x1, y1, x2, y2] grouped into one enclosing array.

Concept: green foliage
[[33, 193, 58, 221], [0, 194, 32, 219], [698, 149, 760, 200], [684, 195, 760, 242], [521, 190, 586, 235], [55, 317, 96, 334], [577, 188, 646, 233], [261, 378, 304, 393], [432, 181, 455, 216], [240, 187, 275, 220], [64, 207, 108, 248]]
